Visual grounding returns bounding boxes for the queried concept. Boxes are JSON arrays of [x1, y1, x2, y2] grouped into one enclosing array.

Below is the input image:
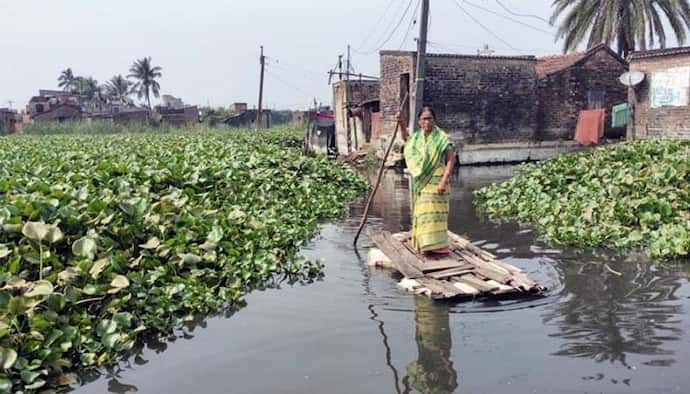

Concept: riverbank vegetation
[[475, 139, 690, 259], [0, 129, 367, 391]]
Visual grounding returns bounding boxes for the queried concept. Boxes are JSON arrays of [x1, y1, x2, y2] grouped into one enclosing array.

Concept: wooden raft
[[367, 229, 546, 300]]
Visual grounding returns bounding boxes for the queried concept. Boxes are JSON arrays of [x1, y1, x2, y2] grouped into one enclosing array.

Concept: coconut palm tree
[[551, 0, 690, 57], [81, 77, 101, 101], [105, 74, 132, 104], [57, 68, 76, 92], [128, 57, 162, 109]]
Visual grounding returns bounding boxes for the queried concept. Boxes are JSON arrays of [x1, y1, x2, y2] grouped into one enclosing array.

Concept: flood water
[[74, 166, 690, 394]]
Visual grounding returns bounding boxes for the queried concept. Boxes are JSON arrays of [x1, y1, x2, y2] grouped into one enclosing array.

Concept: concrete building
[[161, 95, 185, 109], [222, 109, 271, 128], [628, 46, 690, 140], [156, 106, 200, 127], [332, 80, 380, 155], [230, 102, 248, 113], [0, 108, 21, 133], [536, 44, 628, 140]]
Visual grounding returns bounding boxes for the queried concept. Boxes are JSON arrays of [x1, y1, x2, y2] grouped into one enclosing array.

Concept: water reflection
[[404, 296, 458, 394], [543, 254, 685, 367]]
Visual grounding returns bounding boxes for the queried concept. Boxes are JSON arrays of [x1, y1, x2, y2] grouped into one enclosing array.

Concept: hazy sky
[[0, 1, 597, 110]]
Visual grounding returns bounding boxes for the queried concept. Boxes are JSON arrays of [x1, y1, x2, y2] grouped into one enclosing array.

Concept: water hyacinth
[[0, 129, 367, 392], [474, 139, 690, 259]]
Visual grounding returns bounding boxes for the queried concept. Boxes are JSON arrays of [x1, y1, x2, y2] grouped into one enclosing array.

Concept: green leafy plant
[[0, 129, 367, 392], [475, 139, 690, 259]]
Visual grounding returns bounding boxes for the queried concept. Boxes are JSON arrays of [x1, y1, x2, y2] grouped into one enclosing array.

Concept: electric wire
[[398, 0, 421, 50], [495, 0, 551, 24], [450, 0, 522, 52], [354, 0, 416, 55], [461, 0, 554, 35], [356, 0, 398, 50]]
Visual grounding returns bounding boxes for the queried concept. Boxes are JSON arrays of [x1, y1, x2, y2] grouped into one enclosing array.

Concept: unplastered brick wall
[[538, 49, 628, 140], [630, 52, 690, 140], [379, 51, 416, 150], [379, 51, 538, 146], [424, 54, 538, 144]]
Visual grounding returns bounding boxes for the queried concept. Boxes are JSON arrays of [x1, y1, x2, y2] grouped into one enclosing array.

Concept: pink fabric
[[575, 109, 605, 145]]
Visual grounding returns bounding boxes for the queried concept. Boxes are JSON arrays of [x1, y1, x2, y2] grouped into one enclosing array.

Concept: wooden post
[[256, 46, 265, 130], [352, 109, 359, 151], [346, 83, 352, 155], [411, 0, 430, 130]]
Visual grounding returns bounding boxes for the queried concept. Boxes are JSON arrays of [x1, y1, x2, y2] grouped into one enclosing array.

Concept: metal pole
[[411, 0, 430, 129], [256, 45, 265, 129]]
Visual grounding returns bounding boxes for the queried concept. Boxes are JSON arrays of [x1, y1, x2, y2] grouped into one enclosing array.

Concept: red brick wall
[[630, 53, 690, 140], [379, 51, 538, 145], [538, 49, 628, 140]]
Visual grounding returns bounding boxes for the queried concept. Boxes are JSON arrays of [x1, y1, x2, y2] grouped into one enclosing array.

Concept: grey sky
[[0, 1, 603, 110]]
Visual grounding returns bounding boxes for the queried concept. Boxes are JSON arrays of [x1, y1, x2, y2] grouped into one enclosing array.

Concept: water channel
[[74, 166, 690, 394]]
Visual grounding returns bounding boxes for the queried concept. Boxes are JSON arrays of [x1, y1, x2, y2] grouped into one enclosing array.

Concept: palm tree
[[551, 0, 690, 57], [57, 68, 76, 92], [81, 77, 101, 101], [128, 57, 162, 109], [105, 74, 132, 104]]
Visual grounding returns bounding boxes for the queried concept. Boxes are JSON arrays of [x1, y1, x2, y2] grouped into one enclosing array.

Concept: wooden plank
[[451, 281, 480, 295], [368, 229, 424, 279], [448, 232, 497, 260], [458, 251, 512, 283], [486, 280, 517, 295], [420, 259, 473, 273], [489, 259, 524, 274], [456, 275, 498, 293], [428, 267, 475, 280], [417, 278, 468, 298]]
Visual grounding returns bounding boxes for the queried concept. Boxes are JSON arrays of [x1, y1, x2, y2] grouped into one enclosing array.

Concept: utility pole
[[411, 0, 430, 131], [346, 45, 351, 82], [338, 55, 343, 81], [256, 45, 265, 129]]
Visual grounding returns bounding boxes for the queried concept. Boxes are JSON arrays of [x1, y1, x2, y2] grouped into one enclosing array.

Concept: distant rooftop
[[628, 46, 690, 60]]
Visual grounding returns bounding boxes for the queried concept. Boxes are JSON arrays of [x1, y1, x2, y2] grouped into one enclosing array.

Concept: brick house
[[332, 80, 380, 154], [32, 104, 82, 122], [536, 44, 628, 140], [628, 46, 690, 140], [379, 51, 539, 146], [155, 106, 200, 127], [0, 108, 21, 133]]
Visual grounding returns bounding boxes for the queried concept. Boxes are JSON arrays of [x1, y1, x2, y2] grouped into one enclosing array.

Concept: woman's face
[[418, 110, 435, 132]]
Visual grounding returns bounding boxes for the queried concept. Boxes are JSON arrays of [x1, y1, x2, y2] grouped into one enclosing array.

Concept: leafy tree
[[105, 75, 132, 104], [551, 0, 690, 57], [57, 68, 76, 92], [127, 57, 162, 109]]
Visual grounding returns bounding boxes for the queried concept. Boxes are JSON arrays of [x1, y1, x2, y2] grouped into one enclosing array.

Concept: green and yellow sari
[[404, 126, 452, 253]]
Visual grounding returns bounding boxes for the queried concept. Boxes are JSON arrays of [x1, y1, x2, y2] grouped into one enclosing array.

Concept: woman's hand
[[437, 179, 449, 194], [395, 112, 404, 125]]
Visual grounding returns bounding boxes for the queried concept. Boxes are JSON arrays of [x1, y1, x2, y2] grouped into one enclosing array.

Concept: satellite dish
[[619, 71, 645, 87]]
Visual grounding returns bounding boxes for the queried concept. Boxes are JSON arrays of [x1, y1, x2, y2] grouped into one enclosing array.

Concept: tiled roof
[[536, 51, 588, 78], [628, 46, 690, 60], [536, 44, 626, 77]]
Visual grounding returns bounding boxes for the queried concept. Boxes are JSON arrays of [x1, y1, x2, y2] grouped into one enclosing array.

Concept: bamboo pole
[[353, 91, 410, 246]]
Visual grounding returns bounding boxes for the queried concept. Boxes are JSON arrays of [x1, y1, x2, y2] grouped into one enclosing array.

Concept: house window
[[35, 104, 44, 113], [587, 90, 605, 109]]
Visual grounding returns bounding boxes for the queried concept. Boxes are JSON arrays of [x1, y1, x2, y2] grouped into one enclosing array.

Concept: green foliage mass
[[475, 139, 690, 259], [0, 129, 367, 392]]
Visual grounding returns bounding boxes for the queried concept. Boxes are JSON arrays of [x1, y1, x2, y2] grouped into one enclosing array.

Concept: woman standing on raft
[[396, 107, 457, 256]]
